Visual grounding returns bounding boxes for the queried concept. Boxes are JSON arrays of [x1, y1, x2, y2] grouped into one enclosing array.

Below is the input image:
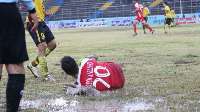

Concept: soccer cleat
[[133, 33, 138, 37], [27, 64, 40, 78], [44, 73, 55, 82], [151, 30, 155, 34]]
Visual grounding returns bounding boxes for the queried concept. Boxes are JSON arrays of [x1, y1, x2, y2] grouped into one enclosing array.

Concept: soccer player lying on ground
[[61, 55, 125, 96], [133, 0, 154, 36], [26, 0, 57, 81], [162, 2, 173, 34]]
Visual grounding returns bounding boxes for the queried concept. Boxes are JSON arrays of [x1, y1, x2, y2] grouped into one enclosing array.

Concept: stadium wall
[[47, 13, 200, 29], [46, 0, 200, 21]]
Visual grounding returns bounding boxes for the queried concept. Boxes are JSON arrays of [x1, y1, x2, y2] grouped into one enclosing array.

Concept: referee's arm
[[21, 0, 39, 31]]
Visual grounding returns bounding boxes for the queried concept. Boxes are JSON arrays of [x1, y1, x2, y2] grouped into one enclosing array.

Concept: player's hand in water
[[64, 84, 100, 96], [64, 84, 77, 89]]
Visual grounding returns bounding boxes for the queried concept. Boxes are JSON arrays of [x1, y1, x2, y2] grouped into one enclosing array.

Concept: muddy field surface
[[1, 25, 200, 112]]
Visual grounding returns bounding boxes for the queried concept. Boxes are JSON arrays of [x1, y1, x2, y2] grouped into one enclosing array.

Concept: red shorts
[[135, 16, 145, 22]]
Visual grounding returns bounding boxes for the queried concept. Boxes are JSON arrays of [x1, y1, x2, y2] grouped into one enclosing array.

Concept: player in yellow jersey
[[26, 0, 56, 81], [162, 2, 172, 34], [171, 9, 176, 27], [142, 6, 150, 34]]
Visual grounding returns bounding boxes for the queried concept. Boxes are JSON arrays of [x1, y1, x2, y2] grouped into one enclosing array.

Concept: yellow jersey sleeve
[[34, 0, 46, 21], [171, 10, 176, 18], [143, 7, 150, 17], [164, 6, 172, 18]]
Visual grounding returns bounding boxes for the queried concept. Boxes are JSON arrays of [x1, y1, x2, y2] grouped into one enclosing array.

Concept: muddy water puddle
[[20, 97, 167, 112]]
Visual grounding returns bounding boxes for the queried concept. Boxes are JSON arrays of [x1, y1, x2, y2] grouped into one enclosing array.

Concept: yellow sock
[[38, 56, 48, 77], [31, 48, 52, 67], [31, 56, 39, 67], [45, 48, 52, 56]]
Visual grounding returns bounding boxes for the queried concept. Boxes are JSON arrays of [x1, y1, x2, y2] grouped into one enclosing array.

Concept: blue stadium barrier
[[46, 13, 200, 29]]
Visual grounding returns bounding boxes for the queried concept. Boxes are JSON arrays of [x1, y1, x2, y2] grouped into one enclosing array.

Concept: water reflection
[[20, 97, 158, 112]]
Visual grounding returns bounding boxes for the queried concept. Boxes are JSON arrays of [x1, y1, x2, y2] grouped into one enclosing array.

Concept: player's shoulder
[[165, 5, 170, 10], [34, 0, 43, 5], [79, 57, 95, 66]]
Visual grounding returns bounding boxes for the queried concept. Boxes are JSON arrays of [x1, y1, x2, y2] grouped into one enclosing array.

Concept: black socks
[[6, 74, 25, 112]]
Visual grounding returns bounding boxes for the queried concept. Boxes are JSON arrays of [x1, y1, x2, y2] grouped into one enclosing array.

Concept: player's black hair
[[61, 56, 79, 78], [164, 2, 172, 9], [164, 2, 169, 5]]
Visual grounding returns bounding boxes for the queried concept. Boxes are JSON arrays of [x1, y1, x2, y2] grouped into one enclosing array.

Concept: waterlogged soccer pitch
[[1, 24, 200, 112]]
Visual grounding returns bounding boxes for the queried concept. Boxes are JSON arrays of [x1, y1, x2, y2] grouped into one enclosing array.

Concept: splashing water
[[20, 97, 79, 112], [122, 101, 155, 111]]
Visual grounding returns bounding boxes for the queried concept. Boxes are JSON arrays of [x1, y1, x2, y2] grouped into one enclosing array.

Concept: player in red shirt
[[61, 55, 125, 95], [133, 1, 154, 36]]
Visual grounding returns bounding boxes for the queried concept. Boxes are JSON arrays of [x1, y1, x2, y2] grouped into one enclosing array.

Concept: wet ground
[[20, 95, 200, 112], [20, 97, 156, 112], [2, 25, 200, 112]]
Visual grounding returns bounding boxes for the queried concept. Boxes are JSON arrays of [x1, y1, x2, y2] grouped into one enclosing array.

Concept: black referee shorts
[[0, 3, 29, 64], [26, 21, 55, 46]]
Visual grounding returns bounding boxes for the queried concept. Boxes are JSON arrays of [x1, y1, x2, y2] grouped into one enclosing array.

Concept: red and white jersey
[[134, 2, 144, 19], [77, 58, 125, 91]]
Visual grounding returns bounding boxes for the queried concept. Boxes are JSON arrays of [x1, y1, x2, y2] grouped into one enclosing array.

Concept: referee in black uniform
[[0, 0, 38, 111]]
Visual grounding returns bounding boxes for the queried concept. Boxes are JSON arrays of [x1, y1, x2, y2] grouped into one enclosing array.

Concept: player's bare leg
[[164, 19, 171, 34], [168, 24, 171, 33], [29, 39, 56, 81], [164, 24, 170, 34], [143, 25, 146, 34], [27, 42, 47, 79], [30, 39, 56, 65], [164, 24, 167, 34], [37, 42, 55, 81], [43, 39, 57, 81], [6, 64, 25, 74], [142, 22, 154, 34], [133, 20, 139, 36], [30, 40, 56, 66], [36, 42, 50, 80], [27, 42, 45, 78], [46, 39, 57, 56]]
